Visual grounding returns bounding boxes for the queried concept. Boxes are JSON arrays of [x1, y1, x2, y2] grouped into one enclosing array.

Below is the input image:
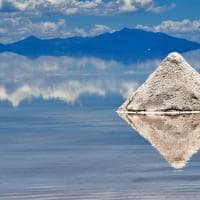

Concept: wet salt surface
[[0, 104, 200, 199], [0, 50, 200, 199]]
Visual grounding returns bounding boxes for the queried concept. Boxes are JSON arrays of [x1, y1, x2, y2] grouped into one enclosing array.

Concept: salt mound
[[118, 52, 200, 112]]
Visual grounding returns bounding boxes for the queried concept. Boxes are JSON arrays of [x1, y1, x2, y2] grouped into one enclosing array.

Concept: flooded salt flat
[[1, 105, 200, 199], [0, 50, 200, 199]]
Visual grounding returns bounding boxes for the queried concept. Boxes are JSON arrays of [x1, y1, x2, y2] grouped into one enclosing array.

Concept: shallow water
[[0, 50, 200, 199], [1, 104, 200, 199]]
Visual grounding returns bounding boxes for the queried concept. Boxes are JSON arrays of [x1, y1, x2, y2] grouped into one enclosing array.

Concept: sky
[[0, 0, 199, 44]]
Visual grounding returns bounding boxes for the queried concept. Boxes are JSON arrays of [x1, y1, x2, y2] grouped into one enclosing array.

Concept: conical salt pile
[[118, 52, 200, 112]]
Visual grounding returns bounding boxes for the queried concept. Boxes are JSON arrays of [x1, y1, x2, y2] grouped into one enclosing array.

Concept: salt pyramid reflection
[[119, 113, 200, 169]]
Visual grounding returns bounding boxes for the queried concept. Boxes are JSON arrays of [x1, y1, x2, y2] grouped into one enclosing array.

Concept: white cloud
[[89, 24, 114, 36], [0, 0, 175, 15], [136, 19, 200, 42], [121, 0, 152, 12], [0, 16, 114, 43], [0, 0, 176, 43]]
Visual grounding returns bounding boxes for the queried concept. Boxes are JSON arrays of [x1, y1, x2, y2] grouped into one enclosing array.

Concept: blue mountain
[[0, 44, 5, 51], [0, 28, 200, 62]]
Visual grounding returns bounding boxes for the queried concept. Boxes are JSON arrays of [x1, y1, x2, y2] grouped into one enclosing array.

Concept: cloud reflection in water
[[0, 53, 141, 106], [0, 49, 199, 107]]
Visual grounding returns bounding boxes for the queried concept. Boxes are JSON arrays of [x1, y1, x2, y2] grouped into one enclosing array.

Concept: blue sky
[[0, 0, 199, 43]]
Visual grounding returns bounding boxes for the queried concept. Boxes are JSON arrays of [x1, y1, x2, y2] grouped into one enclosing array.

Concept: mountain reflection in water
[[0, 49, 199, 199], [118, 113, 200, 169], [0, 49, 199, 107]]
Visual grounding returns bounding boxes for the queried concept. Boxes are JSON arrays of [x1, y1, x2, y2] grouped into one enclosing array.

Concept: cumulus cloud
[[89, 24, 114, 36], [120, 0, 174, 13], [0, 0, 175, 15], [121, 0, 152, 12], [136, 19, 200, 42], [0, 16, 114, 43], [0, 0, 176, 43]]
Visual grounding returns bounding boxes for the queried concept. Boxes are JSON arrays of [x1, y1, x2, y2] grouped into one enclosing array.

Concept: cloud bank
[[0, 17, 115, 43], [136, 19, 200, 42], [0, 0, 173, 15], [0, 0, 176, 43]]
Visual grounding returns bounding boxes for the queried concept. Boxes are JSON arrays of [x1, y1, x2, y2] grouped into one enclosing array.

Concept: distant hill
[[0, 28, 200, 63], [0, 44, 5, 51]]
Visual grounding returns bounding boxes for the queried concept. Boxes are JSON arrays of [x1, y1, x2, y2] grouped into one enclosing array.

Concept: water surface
[[0, 50, 200, 199]]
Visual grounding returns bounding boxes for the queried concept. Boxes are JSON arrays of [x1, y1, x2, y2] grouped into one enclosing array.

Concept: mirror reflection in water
[[118, 113, 200, 169]]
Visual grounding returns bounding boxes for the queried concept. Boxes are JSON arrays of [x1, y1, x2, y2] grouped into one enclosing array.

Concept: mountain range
[[0, 28, 199, 62]]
